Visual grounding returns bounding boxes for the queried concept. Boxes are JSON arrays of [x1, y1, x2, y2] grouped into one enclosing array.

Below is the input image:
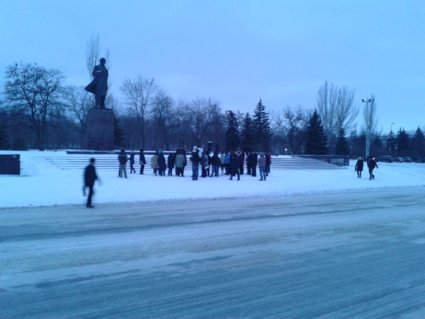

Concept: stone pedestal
[[84, 109, 114, 150]]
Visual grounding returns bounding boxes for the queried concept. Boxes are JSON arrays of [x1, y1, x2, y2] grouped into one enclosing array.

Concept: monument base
[[84, 109, 114, 150]]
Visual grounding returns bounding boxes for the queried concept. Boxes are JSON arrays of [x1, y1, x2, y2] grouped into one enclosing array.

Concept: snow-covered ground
[[2, 151, 425, 318], [1, 150, 425, 208]]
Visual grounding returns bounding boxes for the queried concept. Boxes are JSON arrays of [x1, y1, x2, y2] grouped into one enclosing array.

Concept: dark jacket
[[167, 153, 175, 168], [139, 151, 146, 165], [158, 153, 166, 170], [190, 151, 200, 166], [355, 159, 364, 171], [118, 152, 128, 165], [84, 164, 97, 187], [367, 158, 378, 169]]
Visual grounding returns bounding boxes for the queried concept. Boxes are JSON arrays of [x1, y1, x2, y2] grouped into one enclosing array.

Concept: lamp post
[[362, 98, 374, 158]]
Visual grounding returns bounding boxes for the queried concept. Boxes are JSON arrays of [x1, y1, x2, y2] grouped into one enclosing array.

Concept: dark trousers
[[140, 164, 145, 174], [86, 185, 94, 207]]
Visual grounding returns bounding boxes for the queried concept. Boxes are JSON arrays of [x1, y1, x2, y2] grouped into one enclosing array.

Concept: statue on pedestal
[[85, 58, 108, 109]]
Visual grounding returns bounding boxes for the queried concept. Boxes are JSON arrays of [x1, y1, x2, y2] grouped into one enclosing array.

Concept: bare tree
[[86, 34, 110, 79], [64, 86, 92, 134], [151, 89, 173, 149], [362, 95, 378, 158], [4, 63, 65, 150], [283, 106, 309, 154], [189, 98, 222, 147], [317, 81, 358, 153], [121, 76, 156, 147]]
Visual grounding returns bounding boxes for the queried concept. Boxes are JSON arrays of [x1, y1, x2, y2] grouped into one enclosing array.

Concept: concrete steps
[[26, 154, 346, 171]]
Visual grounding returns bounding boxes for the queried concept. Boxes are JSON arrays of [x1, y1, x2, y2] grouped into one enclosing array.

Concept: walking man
[[83, 158, 100, 208], [367, 157, 378, 180]]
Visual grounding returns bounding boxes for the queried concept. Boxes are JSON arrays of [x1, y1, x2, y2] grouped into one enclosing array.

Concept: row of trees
[[0, 33, 423, 157], [1, 62, 423, 159]]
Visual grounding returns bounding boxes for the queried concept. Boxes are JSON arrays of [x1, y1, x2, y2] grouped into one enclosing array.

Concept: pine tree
[[335, 128, 349, 155], [411, 127, 425, 158], [252, 99, 272, 152], [114, 116, 125, 147], [304, 110, 328, 155], [386, 130, 397, 156], [0, 125, 9, 150], [240, 113, 254, 152], [397, 128, 410, 156], [225, 110, 240, 151]]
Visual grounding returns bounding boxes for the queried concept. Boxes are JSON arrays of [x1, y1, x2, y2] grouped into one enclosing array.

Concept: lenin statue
[[85, 58, 108, 109]]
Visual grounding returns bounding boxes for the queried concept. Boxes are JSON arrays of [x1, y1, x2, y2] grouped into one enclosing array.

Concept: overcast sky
[[1, 0, 424, 132]]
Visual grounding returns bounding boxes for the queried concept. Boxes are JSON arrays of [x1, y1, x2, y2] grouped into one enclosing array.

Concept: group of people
[[354, 156, 379, 180], [115, 148, 272, 181]]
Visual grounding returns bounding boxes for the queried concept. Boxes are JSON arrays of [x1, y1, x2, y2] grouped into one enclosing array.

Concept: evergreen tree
[[225, 110, 240, 151], [114, 116, 125, 147], [335, 128, 349, 155], [240, 113, 255, 152], [386, 130, 397, 156], [0, 125, 9, 150], [411, 127, 425, 158], [397, 128, 410, 156], [252, 99, 272, 152], [304, 110, 328, 155]]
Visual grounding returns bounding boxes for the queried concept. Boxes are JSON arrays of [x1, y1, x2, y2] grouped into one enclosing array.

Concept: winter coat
[[190, 151, 200, 166], [167, 153, 175, 168], [367, 159, 378, 170], [220, 154, 225, 165], [118, 152, 128, 165], [158, 154, 166, 170], [355, 159, 364, 171], [229, 153, 239, 174], [258, 155, 266, 168], [151, 154, 159, 169], [211, 153, 221, 166], [130, 153, 135, 164], [175, 153, 185, 168], [237, 153, 245, 166], [139, 151, 146, 165], [201, 154, 209, 168], [84, 164, 98, 187]]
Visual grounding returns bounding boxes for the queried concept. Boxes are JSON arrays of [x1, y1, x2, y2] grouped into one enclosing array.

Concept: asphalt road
[[1, 188, 425, 318]]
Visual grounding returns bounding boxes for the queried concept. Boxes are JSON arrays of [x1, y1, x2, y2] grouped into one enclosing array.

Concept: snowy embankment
[[0, 151, 424, 208]]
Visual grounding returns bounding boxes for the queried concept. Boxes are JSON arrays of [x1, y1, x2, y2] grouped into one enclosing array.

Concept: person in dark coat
[[129, 152, 136, 174], [354, 157, 364, 178], [167, 152, 175, 176], [211, 151, 221, 177], [158, 151, 166, 176], [201, 151, 209, 178], [247, 152, 257, 177], [265, 152, 272, 176], [83, 158, 100, 208], [139, 149, 146, 175], [84, 58, 108, 109], [237, 151, 245, 175], [229, 151, 240, 181], [190, 147, 200, 180], [118, 149, 128, 178], [367, 157, 378, 180]]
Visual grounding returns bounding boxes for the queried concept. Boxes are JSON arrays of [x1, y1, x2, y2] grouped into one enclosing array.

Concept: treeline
[[0, 62, 424, 159]]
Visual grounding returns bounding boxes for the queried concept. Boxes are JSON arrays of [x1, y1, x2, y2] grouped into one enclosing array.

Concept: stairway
[[25, 153, 346, 171]]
